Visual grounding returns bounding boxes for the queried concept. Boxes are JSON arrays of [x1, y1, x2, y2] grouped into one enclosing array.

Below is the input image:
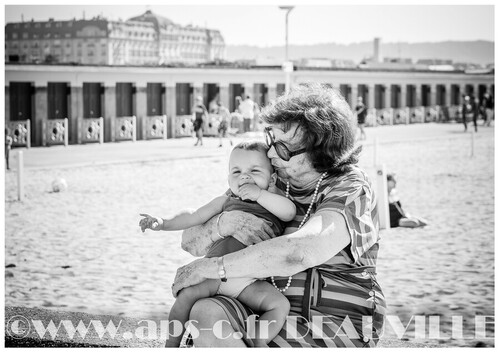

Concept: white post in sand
[[470, 131, 475, 158], [373, 136, 379, 166], [163, 115, 168, 140], [26, 120, 31, 148], [17, 150, 24, 201], [132, 116, 137, 142], [376, 164, 390, 230], [64, 118, 69, 146], [99, 117, 104, 144]]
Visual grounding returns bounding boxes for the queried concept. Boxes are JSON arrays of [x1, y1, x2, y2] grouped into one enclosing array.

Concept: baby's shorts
[[216, 277, 257, 298]]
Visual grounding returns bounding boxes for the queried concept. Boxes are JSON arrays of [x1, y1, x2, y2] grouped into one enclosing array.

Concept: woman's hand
[[172, 258, 214, 298], [218, 211, 275, 246]]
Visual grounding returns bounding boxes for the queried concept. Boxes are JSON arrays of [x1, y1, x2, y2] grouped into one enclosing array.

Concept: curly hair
[[260, 83, 361, 176]]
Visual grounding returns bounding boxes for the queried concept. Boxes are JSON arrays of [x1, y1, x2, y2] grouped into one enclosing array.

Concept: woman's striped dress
[[201, 166, 387, 347]]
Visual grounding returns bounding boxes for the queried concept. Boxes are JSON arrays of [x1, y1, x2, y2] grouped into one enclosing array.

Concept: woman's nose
[[267, 146, 277, 159]]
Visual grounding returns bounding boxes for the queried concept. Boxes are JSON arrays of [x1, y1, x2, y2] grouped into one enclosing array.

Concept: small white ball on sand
[[51, 178, 68, 193]]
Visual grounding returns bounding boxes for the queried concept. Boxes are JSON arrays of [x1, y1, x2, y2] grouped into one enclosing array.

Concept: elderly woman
[[173, 83, 386, 347]]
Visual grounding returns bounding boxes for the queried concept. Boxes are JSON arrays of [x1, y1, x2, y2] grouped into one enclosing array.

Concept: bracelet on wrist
[[217, 256, 227, 282], [216, 212, 225, 239]]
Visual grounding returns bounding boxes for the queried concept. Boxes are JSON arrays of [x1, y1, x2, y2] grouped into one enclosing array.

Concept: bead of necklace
[[271, 172, 328, 293]]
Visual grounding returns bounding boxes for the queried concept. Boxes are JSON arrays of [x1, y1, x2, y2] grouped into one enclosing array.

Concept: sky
[[3, 1, 496, 47]]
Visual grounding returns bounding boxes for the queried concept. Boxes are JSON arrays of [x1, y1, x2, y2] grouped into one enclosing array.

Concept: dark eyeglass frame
[[264, 126, 307, 162]]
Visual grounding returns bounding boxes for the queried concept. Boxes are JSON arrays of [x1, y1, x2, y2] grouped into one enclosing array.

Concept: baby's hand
[[139, 213, 163, 232], [239, 183, 262, 201]]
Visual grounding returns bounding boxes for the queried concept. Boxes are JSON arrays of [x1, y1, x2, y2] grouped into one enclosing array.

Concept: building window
[[22, 33, 28, 39], [33, 34, 38, 39], [24, 23, 29, 28], [35, 23, 41, 28], [65, 33, 71, 38], [45, 23, 51, 28], [12, 33, 18, 39]]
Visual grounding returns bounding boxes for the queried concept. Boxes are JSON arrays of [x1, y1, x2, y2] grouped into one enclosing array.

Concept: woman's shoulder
[[320, 166, 373, 202], [327, 166, 371, 189]]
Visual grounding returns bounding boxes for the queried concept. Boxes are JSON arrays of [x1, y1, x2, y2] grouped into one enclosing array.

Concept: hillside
[[226, 40, 494, 65]]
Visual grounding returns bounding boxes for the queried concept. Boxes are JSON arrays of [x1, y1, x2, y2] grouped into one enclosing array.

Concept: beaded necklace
[[270, 172, 328, 293]]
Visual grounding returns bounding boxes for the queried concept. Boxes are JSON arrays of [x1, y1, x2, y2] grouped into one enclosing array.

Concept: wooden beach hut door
[[116, 82, 134, 117], [255, 84, 268, 108], [83, 83, 103, 118], [375, 85, 384, 109], [203, 83, 220, 111], [406, 85, 416, 107], [276, 83, 286, 98], [176, 83, 192, 115], [9, 81, 34, 145], [147, 83, 164, 116], [421, 85, 431, 107], [48, 82, 69, 119], [391, 85, 400, 108]]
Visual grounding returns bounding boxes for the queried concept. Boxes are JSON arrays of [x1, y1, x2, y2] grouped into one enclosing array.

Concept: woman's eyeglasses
[[264, 127, 307, 161]]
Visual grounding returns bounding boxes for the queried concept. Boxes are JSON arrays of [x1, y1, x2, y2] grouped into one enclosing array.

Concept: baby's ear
[[269, 172, 277, 187]]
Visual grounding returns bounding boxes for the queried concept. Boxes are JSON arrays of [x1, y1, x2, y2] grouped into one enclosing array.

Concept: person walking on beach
[[192, 96, 208, 146], [239, 95, 256, 133], [471, 95, 479, 133], [5, 128, 13, 170], [355, 96, 367, 140], [216, 101, 233, 147], [482, 92, 494, 127], [462, 95, 472, 132], [139, 141, 296, 347]]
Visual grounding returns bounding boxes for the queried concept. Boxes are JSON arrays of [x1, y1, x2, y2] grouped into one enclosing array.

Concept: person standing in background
[[462, 95, 472, 132], [216, 101, 233, 147], [471, 95, 479, 132], [355, 96, 367, 140], [5, 128, 13, 170], [239, 95, 256, 133], [192, 96, 208, 146], [482, 92, 494, 127]]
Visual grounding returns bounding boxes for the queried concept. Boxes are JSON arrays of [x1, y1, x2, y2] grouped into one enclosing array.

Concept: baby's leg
[[237, 281, 290, 347], [166, 279, 220, 347]]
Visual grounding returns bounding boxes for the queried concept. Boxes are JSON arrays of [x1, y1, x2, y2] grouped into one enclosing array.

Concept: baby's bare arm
[[256, 190, 296, 222]]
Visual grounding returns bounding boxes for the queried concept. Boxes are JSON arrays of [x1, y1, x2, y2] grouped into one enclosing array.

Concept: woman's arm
[[173, 210, 351, 296], [180, 210, 276, 257]]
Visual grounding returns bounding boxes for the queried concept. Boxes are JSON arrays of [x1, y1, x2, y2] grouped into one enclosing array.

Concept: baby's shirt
[[205, 194, 286, 258]]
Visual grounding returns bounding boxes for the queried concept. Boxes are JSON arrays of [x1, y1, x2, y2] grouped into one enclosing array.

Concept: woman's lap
[[194, 271, 386, 348]]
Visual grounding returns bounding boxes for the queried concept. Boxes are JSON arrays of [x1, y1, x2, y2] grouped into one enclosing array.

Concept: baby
[[139, 141, 296, 347]]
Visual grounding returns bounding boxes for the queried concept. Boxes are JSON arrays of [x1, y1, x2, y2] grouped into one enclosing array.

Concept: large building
[[5, 10, 226, 66]]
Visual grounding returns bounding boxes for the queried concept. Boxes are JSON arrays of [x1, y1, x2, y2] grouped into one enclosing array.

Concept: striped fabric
[[200, 166, 386, 347]]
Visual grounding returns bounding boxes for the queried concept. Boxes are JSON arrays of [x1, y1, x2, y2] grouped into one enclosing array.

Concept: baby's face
[[228, 149, 275, 196]]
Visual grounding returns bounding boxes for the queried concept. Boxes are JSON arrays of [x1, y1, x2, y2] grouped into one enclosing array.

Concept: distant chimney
[[373, 37, 381, 63]]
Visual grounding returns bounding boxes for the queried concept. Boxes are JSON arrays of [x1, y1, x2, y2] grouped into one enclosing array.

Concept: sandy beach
[[4, 123, 494, 347]]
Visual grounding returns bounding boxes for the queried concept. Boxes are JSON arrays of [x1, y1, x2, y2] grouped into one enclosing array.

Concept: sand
[[4, 123, 494, 347]]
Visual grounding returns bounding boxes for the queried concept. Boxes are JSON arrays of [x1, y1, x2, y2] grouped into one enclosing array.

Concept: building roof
[[127, 10, 175, 31]]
